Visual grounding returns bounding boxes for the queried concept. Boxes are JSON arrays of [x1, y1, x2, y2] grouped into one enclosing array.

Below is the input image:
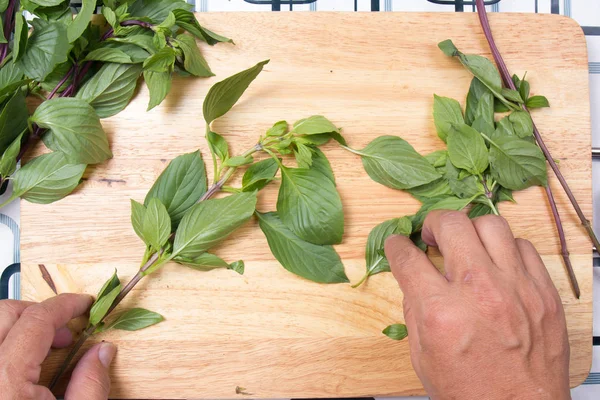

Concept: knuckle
[[391, 245, 423, 269], [0, 301, 23, 322], [515, 238, 534, 251], [20, 304, 52, 327], [422, 302, 451, 331], [437, 210, 469, 227], [475, 214, 509, 231]]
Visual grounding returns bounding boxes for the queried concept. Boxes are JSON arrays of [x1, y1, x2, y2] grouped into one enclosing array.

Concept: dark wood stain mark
[[39, 264, 58, 295], [98, 178, 126, 187]]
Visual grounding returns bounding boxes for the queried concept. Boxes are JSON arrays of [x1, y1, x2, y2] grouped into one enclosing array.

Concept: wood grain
[[19, 12, 592, 398]]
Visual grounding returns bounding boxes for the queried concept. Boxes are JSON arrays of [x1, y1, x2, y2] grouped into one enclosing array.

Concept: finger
[[515, 238, 553, 286], [384, 234, 447, 299], [421, 210, 493, 280], [17, 382, 55, 400], [472, 215, 523, 273], [0, 300, 35, 344], [0, 294, 93, 377], [65, 342, 116, 400], [52, 326, 74, 349]]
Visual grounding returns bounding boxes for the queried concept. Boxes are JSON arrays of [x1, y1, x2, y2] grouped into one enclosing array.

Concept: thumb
[[384, 234, 447, 299], [64, 342, 116, 400]]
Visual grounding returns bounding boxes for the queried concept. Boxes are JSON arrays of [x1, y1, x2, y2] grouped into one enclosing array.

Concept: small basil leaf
[[412, 196, 473, 230], [495, 187, 516, 204], [0, 133, 22, 177], [89, 279, 121, 325], [292, 115, 339, 135], [176, 33, 213, 77], [171, 9, 233, 45], [128, 0, 192, 23], [501, 88, 523, 104], [508, 111, 533, 139], [223, 155, 253, 167], [266, 120, 288, 137], [130, 199, 147, 242], [526, 96, 550, 109], [67, 0, 95, 43], [445, 159, 484, 199], [0, 90, 28, 155], [144, 70, 172, 111], [424, 150, 448, 168], [142, 198, 171, 250], [242, 158, 279, 192], [519, 79, 530, 102], [294, 143, 313, 169], [13, 13, 28, 62], [465, 77, 493, 126], [447, 123, 489, 175], [408, 178, 453, 201], [382, 324, 408, 340], [310, 147, 335, 184], [256, 211, 348, 284], [104, 308, 163, 331], [433, 94, 463, 142], [468, 203, 493, 218], [206, 130, 229, 162], [174, 252, 231, 271]]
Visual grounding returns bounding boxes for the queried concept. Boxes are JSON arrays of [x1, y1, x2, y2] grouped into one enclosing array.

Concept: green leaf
[[108, 34, 158, 54], [408, 178, 453, 201], [432, 94, 463, 142], [176, 33, 213, 77], [76, 63, 143, 118], [7, 152, 85, 204], [519, 79, 530, 102], [104, 308, 163, 331], [144, 47, 176, 72], [173, 192, 257, 258], [67, 0, 96, 43], [382, 324, 408, 340], [496, 187, 515, 203], [447, 123, 489, 174], [39, 61, 73, 93], [438, 39, 459, 57], [203, 60, 269, 124], [157, 11, 176, 29], [294, 143, 313, 168], [0, 132, 23, 177], [223, 155, 253, 167], [266, 120, 288, 137], [493, 115, 515, 139], [13, 13, 28, 62], [355, 136, 441, 190], [31, 98, 112, 165], [508, 111, 533, 138], [501, 88, 523, 104], [526, 95, 550, 109], [277, 166, 344, 245], [471, 116, 495, 136], [0, 90, 28, 156], [494, 99, 511, 113], [256, 211, 348, 284], [242, 158, 279, 192], [468, 203, 493, 218], [89, 271, 121, 325], [29, 0, 64, 6], [310, 147, 335, 184], [144, 151, 207, 227], [206, 130, 229, 162], [128, 0, 192, 23], [174, 252, 243, 274], [465, 77, 493, 126], [84, 47, 135, 63], [142, 197, 171, 250], [17, 19, 69, 81], [412, 196, 473, 230], [485, 135, 548, 190], [0, 0, 8, 12], [292, 115, 339, 135], [130, 199, 147, 242], [102, 5, 117, 27], [445, 159, 484, 199], [172, 9, 233, 45], [424, 150, 448, 168], [143, 70, 172, 111]]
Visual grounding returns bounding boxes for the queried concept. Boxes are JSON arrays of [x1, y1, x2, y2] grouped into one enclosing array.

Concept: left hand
[[0, 293, 117, 400]]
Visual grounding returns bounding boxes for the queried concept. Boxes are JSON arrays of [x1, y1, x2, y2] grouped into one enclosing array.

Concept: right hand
[[0, 293, 116, 400], [385, 210, 570, 400]]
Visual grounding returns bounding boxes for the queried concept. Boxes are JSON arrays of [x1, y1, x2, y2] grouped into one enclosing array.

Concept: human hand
[[385, 211, 570, 400], [0, 293, 117, 400]]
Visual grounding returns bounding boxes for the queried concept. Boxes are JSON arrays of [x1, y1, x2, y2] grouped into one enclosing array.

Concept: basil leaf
[[104, 308, 163, 331], [203, 60, 269, 124], [447, 123, 488, 174], [445, 159, 484, 199], [108, 34, 158, 54], [465, 77, 493, 126], [84, 47, 135, 64], [0, 0, 7, 13], [29, 0, 64, 6], [171, 9, 233, 45], [508, 111, 533, 138], [433, 94, 463, 142], [173, 252, 243, 274], [144, 47, 176, 72], [408, 178, 453, 201], [382, 324, 408, 340], [206, 130, 229, 162], [412, 196, 473, 230], [0, 132, 23, 177], [292, 115, 339, 135], [143, 70, 172, 111], [9, 152, 86, 204], [89, 274, 121, 325], [496, 187, 515, 203], [128, 0, 192, 23], [39, 61, 73, 93], [468, 203, 493, 218], [0, 63, 27, 103], [494, 99, 511, 113], [438, 40, 505, 102], [31, 98, 112, 164], [519, 79, 530, 102], [0, 90, 28, 155], [310, 147, 335, 184], [294, 143, 313, 168], [17, 19, 69, 81], [130, 199, 147, 242], [266, 120, 288, 137], [176, 33, 213, 77], [13, 13, 28, 62], [424, 150, 448, 168], [492, 116, 515, 140], [144, 151, 207, 227], [501, 88, 523, 104], [102, 5, 117, 27], [486, 135, 547, 190], [355, 136, 441, 190], [173, 191, 257, 258], [277, 166, 344, 245], [67, 0, 95, 43], [256, 211, 348, 284], [76, 63, 143, 118], [142, 197, 171, 250], [224, 155, 253, 167], [471, 116, 495, 137], [242, 158, 278, 192], [526, 95, 550, 109]]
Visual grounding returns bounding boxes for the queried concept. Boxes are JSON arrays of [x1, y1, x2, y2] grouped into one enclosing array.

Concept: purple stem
[[0, 0, 16, 64], [120, 19, 153, 29], [475, 0, 584, 298], [48, 65, 76, 99]]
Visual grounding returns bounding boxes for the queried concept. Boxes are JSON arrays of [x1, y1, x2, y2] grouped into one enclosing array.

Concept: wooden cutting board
[[19, 12, 592, 398]]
